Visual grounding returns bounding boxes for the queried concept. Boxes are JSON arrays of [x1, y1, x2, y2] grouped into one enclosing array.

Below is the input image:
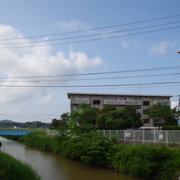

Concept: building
[[67, 92, 172, 127]]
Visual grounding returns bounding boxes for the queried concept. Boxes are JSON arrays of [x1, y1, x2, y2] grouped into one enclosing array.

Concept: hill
[[0, 120, 50, 129], [0, 120, 14, 123]]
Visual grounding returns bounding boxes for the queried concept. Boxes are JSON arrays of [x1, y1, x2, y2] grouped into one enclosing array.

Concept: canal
[[0, 137, 141, 180]]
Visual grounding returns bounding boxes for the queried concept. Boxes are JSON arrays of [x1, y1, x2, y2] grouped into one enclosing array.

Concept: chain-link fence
[[97, 130, 180, 144], [46, 129, 59, 136], [46, 129, 180, 144]]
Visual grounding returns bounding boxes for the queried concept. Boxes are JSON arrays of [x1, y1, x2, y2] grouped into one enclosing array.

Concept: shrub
[[162, 125, 180, 130], [108, 144, 180, 180], [0, 151, 40, 180]]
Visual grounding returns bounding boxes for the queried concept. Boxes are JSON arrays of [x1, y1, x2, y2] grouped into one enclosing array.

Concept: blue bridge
[[0, 129, 31, 135]]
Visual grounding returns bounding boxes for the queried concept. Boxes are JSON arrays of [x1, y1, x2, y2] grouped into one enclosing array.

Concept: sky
[[0, 0, 180, 122]]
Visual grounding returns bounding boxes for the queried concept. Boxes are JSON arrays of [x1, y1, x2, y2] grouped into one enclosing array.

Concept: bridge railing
[[0, 130, 31, 135]]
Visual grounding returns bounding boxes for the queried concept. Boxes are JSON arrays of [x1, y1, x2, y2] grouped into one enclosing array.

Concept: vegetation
[[162, 125, 180, 130], [3, 103, 180, 180], [0, 151, 40, 180], [50, 112, 69, 129], [51, 104, 142, 134], [6, 132, 180, 180], [145, 104, 178, 128]]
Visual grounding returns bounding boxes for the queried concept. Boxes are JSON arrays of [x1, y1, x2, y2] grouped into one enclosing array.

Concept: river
[[0, 137, 141, 180]]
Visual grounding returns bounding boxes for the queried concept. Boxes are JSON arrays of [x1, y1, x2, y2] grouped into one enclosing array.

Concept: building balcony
[[153, 101, 170, 105], [104, 100, 140, 105], [71, 99, 90, 104]]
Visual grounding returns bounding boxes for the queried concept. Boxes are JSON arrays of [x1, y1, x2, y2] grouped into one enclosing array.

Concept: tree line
[[51, 103, 179, 132]]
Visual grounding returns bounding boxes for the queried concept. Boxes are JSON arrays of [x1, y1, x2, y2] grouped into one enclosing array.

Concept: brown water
[[0, 137, 142, 180]]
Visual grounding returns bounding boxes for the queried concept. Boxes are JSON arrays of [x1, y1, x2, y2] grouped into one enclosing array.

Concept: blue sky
[[0, 0, 180, 122]]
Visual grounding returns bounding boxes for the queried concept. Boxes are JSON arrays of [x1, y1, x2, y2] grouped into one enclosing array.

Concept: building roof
[[67, 92, 172, 99]]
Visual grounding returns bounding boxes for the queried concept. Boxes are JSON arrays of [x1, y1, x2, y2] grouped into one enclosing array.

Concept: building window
[[93, 100, 101, 105], [143, 101, 150, 106]]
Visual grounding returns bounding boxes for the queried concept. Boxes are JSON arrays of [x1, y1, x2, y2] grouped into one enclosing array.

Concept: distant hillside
[[0, 120, 50, 128], [0, 120, 14, 123]]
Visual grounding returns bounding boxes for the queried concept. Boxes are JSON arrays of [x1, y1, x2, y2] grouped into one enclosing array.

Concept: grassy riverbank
[[4, 132, 180, 180], [0, 150, 40, 180]]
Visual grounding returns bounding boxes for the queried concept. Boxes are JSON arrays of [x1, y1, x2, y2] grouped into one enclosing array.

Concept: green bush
[[0, 151, 40, 180], [162, 125, 180, 130], [107, 144, 180, 180]]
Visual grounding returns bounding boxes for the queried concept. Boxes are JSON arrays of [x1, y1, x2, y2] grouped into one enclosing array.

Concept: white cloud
[[149, 41, 175, 55], [39, 94, 55, 105], [122, 41, 129, 48], [52, 20, 89, 31], [0, 25, 103, 103]]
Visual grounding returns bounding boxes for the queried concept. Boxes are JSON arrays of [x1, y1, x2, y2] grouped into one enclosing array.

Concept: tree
[[96, 105, 116, 129], [67, 103, 97, 135], [96, 105, 134, 130], [60, 112, 69, 122], [124, 106, 142, 128], [145, 104, 178, 128], [105, 109, 133, 130]]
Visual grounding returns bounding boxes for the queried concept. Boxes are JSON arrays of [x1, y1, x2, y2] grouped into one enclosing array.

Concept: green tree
[[60, 112, 69, 122], [145, 104, 177, 128], [96, 105, 116, 129], [125, 106, 142, 128], [105, 109, 133, 130], [96, 105, 134, 130], [67, 103, 97, 135]]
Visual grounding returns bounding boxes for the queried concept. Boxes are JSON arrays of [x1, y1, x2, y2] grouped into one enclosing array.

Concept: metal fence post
[[124, 130, 126, 141], [154, 129, 156, 143], [166, 130, 168, 144], [143, 130, 144, 142]]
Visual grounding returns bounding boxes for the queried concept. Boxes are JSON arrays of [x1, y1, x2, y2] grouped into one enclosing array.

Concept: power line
[[0, 81, 180, 88], [0, 14, 180, 41], [0, 83, 179, 91], [1, 25, 180, 49], [1, 21, 180, 46], [2, 72, 180, 83], [0, 65, 180, 79]]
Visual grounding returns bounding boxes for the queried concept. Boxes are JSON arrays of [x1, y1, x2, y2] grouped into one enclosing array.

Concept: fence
[[97, 130, 180, 144], [46, 129, 59, 136], [46, 129, 180, 144]]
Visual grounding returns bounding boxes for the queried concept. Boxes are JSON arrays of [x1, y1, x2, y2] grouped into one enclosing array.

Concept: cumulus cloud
[[0, 25, 103, 103], [149, 41, 175, 55]]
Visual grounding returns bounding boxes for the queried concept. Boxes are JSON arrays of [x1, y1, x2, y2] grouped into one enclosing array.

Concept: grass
[[0, 151, 40, 180]]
